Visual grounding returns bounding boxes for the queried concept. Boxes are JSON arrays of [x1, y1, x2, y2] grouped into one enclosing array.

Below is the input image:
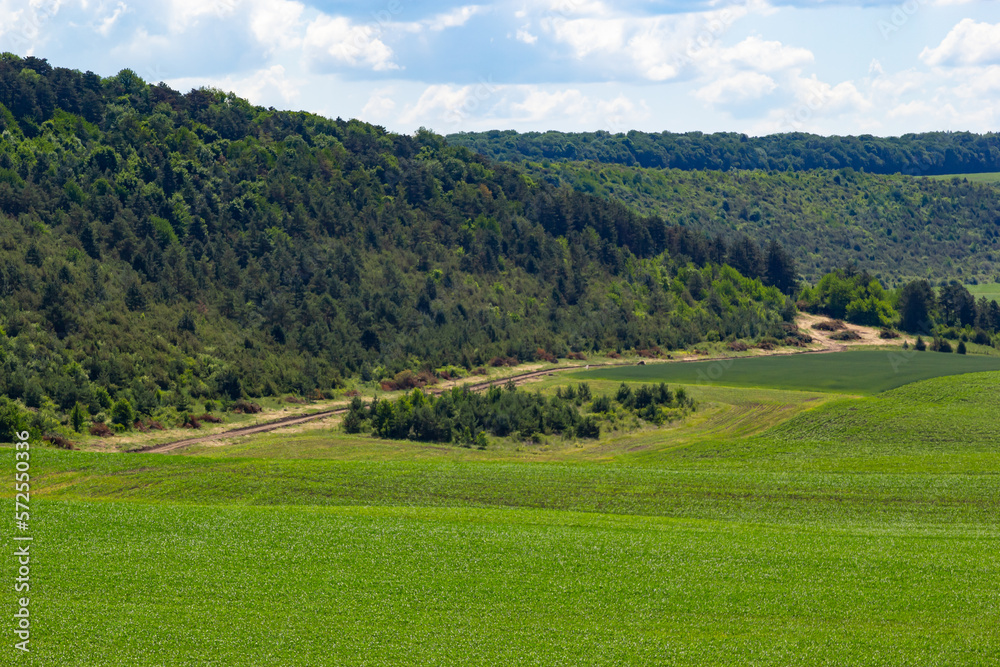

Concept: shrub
[[232, 400, 262, 414], [43, 434, 75, 450], [197, 414, 224, 424], [89, 423, 114, 437], [829, 330, 862, 341], [111, 398, 136, 430], [535, 348, 557, 363], [567, 351, 587, 361], [931, 338, 953, 353], [0, 398, 31, 443], [914, 336, 926, 351], [957, 341, 967, 355], [607, 352, 622, 359], [728, 340, 750, 352], [812, 319, 847, 331]]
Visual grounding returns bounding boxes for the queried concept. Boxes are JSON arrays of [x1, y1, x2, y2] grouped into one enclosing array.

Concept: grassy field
[[8, 368, 1000, 665], [572, 349, 1000, 394], [929, 172, 1000, 183], [968, 283, 1000, 302]]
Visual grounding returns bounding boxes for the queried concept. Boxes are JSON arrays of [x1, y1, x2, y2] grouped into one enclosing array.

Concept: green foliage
[[352, 382, 690, 444], [0, 54, 799, 430], [111, 397, 135, 429], [0, 396, 32, 442], [448, 128, 1000, 177], [802, 268, 896, 326], [506, 160, 1000, 283], [70, 401, 86, 432]]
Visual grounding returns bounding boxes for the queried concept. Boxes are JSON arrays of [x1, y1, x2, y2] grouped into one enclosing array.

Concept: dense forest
[[0, 54, 797, 428], [447, 129, 1000, 176], [519, 161, 1000, 283]]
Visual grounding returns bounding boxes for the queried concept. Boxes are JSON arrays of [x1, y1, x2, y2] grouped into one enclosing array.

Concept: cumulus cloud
[[304, 15, 399, 71], [249, 0, 304, 51], [166, 64, 304, 104], [920, 19, 1000, 67], [396, 82, 647, 132], [695, 71, 777, 105], [710, 36, 813, 72]]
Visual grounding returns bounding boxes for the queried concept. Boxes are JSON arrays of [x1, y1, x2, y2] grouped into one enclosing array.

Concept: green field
[[572, 350, 1000, 394], [968, 283, 1000, 302], [929, 171, 1000, 183], [9, 369, 1000, 665]]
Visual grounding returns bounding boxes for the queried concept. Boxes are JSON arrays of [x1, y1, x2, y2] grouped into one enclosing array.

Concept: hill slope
[[521, 161, 1000, 282], [0, 55, 795, 426]]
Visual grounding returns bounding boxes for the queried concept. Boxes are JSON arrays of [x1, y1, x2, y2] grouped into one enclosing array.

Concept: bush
[[879, 328, 900, 339], [89, 423, 114, 437], [567, 352, 587, 361], [231, 400, 262, 414], [0, 398, 31, 443], [931, 338, 953, 353], [727, 340, 750, 352], [812, 319, 847, 331], [43, 434, 75, 450], [957, 341, 967, 355], [111, 398, 136, 430], [829, 330, 862, 341], [914, 336, 926, 351]]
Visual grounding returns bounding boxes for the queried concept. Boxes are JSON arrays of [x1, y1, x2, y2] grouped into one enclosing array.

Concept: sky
[[1, 0, 999, 137]]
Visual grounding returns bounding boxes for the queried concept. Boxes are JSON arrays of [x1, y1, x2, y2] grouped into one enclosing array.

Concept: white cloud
[[516, 27, 538, 44], [166, 64, 304, 104], [920, 19, 1000, 67], [361, 88, 397, 120], [304, 15, 399, 71], [249, 0, 304, 51], [167, 0, 239, 32], [425, 5, 482, 31], [695, 71, 776, 105], [395, 82, 647, 132], [711, 36, 813, 72], [96, 1, 127, 37]]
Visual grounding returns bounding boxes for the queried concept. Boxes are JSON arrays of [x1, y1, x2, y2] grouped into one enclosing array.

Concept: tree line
[[447, 129, 1000, 176]]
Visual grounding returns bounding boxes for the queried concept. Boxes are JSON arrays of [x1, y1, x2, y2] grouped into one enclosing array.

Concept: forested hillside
[[447, 129, 1000, 176], [0, 54, 795, 422], [522, 161, 1000, 283]]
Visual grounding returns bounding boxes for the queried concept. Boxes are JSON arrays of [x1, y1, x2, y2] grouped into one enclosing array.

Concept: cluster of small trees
[[343, 382, 695, 446], [800, 269, 1000, 345]]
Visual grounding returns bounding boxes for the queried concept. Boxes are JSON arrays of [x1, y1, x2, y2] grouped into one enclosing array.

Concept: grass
[[9, 368, 1000, 665], [928, 172, 1000, 183], [10, 500, 998, 667], [180, 383, 839, 462], [967, 282, 1000, 302], [572, 349, 1000, 394]]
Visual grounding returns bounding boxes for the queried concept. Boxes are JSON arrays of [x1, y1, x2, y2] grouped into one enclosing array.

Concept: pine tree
[[70, 402, 85, 433]]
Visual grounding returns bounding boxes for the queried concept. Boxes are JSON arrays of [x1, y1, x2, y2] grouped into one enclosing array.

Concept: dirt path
[[133, 364, 604, 454], [134, 319, 910, 455]]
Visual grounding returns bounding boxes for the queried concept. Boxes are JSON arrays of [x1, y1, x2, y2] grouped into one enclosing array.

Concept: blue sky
[[1, 0, 999, 136]]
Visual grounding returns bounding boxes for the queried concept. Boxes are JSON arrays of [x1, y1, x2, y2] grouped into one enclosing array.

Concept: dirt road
[[134, 317, 903, 455]]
